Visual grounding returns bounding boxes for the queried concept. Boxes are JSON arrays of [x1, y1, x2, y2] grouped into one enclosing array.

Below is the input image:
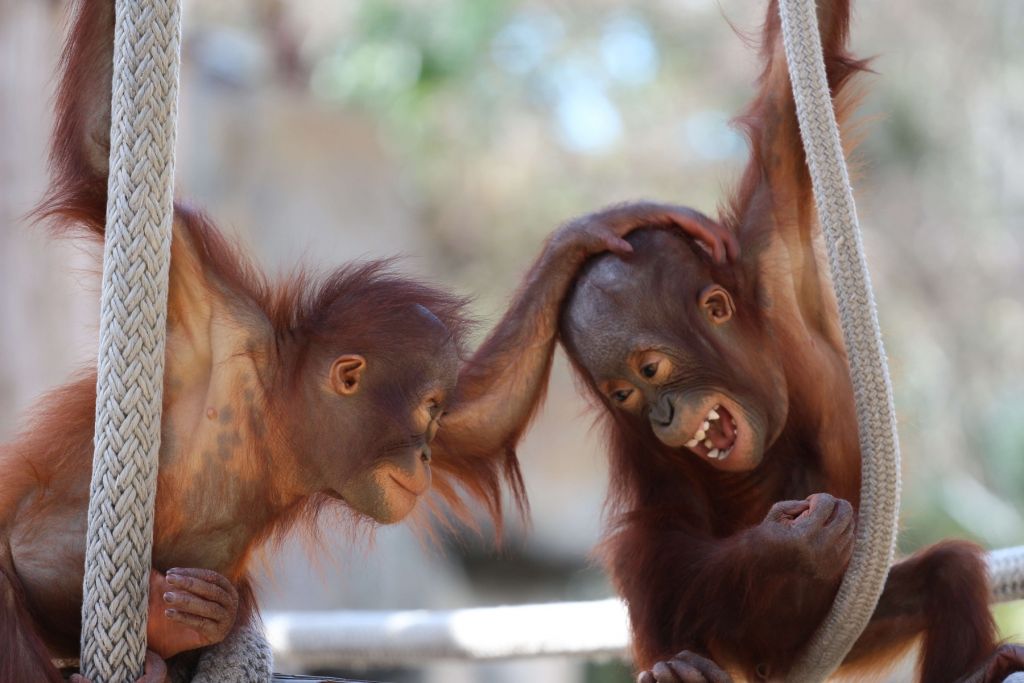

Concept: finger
[[707, 221, 741, 262], [835, 501, 855, 535], [652, 661, 682, 682], [166, 570, 237, 606], [692, 214, 740, 264], [675, 651, 733, 683], [671, 206, 739, 263], [660, 212, 722, 263], [662, 209, 732, 264], [666, 659, 708, 682], [800, 493, 839, 526], [167, 567, 237, 595], [698, 227, 725, 265], [766, 499, 809, 522], [162, 590, 232, 622], [164, 608, 220, 637], [638, 672, 656, 683], [991, 644, 1024, 677], [603, 234, 634, 255], [139, 650, 168, 683]]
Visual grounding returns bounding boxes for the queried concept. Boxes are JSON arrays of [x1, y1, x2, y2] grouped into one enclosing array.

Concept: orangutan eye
[[425, 397, 444, 419], [612, 389, 633, 403], [641, 362, 658, 379]]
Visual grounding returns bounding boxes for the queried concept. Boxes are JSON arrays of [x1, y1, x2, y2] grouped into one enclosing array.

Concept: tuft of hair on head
[[273, 259, 474, 365], [273, 260, 530, 539]]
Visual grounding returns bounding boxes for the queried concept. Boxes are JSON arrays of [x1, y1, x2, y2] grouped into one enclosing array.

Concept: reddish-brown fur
[[0, 0, 602, 679], [557, 1, 1024, 681], [3, 0, 675, 677]]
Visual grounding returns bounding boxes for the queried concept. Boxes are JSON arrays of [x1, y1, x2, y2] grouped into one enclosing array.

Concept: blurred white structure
[[266, 599, 630, 671], [265, 542, 1024, 672]]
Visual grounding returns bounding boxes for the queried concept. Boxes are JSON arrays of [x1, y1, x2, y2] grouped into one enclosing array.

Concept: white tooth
[[708, 448, 720, 459], [695, 429, 706, 441], [686, 439, 699, 448], [701, 421, 710, 431], [704, 439, 713, 449], [708, 409, 720, 420]]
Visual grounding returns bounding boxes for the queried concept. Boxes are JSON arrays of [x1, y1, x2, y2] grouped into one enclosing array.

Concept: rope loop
[[777, 0, 902, 679]]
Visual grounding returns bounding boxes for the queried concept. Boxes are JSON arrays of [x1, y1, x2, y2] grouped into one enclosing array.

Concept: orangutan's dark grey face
[[561, 229, 787, 473]]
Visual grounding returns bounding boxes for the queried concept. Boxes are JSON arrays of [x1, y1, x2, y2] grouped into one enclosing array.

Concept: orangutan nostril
[[650, 399, 675, 427]]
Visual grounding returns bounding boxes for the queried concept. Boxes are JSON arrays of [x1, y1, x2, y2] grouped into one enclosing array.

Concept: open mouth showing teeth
[[685, 404, 738, 461]]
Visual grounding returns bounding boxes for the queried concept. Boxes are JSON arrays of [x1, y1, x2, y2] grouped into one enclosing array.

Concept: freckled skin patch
[[216, 431, 242, 462], [248, 415, 266, 440], [161, 431, 177, 463]]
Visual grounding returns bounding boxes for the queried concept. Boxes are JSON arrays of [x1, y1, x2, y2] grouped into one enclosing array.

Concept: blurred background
[[1, 0, 1022, 681]]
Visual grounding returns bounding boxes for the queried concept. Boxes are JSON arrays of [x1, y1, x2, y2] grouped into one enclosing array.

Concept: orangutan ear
[[330, 355, 366, 396], [699, 285, 735, 324]]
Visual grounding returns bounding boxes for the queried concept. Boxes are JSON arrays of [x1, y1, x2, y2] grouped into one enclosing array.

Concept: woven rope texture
[[79, 0, 181, 680], [777, 0, 902, 680]]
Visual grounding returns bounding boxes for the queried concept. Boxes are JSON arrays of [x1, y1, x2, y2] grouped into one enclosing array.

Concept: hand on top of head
[[548, 201, 739, 267]]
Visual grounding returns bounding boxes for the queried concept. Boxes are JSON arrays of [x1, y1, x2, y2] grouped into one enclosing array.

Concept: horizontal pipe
[[265, 598, 631, 669], [266, 546, 1024, 669]]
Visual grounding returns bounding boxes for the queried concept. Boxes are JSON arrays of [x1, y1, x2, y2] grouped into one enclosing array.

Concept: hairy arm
[[40, 0, 269, 375], [732, 0, 864, 247], [432, 203, 736, 512]]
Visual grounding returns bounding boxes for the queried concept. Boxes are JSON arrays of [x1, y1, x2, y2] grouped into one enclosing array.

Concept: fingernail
[[165, 609, 176, 617], [163, 592, 175, 602], [166, 575, 181, 585]]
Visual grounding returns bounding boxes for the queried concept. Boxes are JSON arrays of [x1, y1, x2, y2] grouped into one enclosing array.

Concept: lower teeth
[[711, 447, 733, 461]]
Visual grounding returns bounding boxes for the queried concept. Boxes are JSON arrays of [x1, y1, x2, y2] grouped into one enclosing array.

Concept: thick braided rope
[[190, 625, 274, 683], [777, 0, 901, 680], [79, 0, 181, 680], [168, 625, 274, 683]]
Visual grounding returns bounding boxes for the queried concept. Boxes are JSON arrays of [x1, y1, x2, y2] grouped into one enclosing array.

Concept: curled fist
[[146, 567, 240, 659], [637, 650, 733, 683]]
